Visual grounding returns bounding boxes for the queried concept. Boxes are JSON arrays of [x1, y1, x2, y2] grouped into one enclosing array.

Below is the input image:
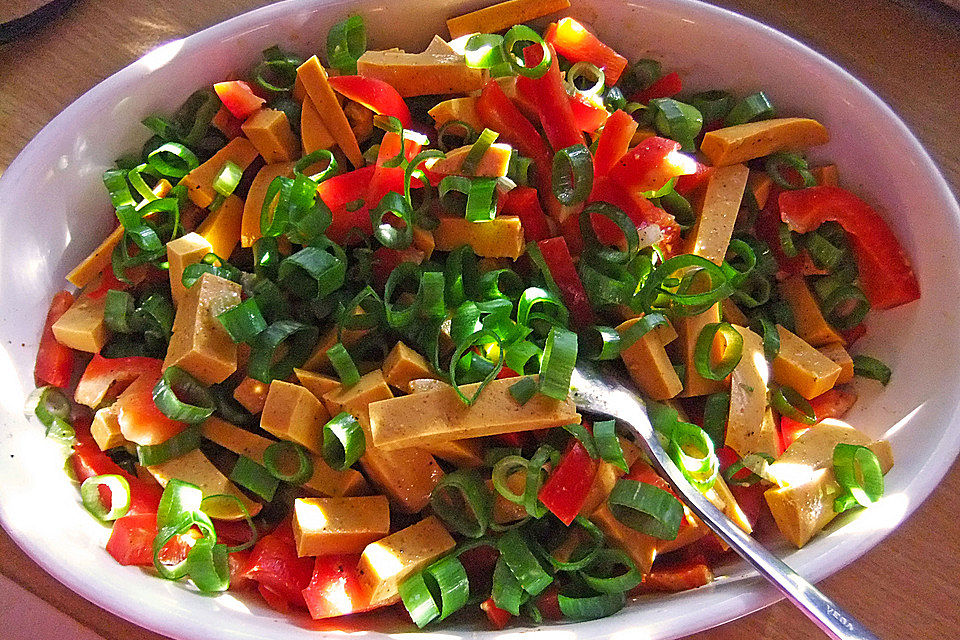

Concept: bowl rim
[[2, 0, 959, 639]]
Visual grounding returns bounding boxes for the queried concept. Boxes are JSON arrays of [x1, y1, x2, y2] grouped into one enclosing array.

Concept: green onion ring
[[694, 322, 743, 381], [263, 441, 314, 484], [80, 474, 131, 522]]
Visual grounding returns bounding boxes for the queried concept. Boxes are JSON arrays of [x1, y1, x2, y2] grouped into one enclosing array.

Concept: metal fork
[[569, 362, 879, 640]]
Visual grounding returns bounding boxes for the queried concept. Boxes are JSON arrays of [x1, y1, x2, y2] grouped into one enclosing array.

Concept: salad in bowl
[[25, 0, 921, 631]]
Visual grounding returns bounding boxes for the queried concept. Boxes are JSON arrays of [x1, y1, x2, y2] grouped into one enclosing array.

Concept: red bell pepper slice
[[366, 131, 422, 206], [568, 93, 608, 133], [536, 237, 595, 328], [592, 110, 638, 178], [538, 439, 599, 526], [327, 75, 413, 130], [590, 176, 681, 253], [780, 388, 858, 450], [544, 18, 628, 86], [779, 186, 920, 310], [302, 554, 380, 619], [242, 524, 314, 610], [106, 513, 158, 566], [501, 187, 551, 242], [674, 160, 714, 197], [842, 322, 866, 345], [481, 598, 513, 630], [496, 431, 530, 448], [728, 484, 766, 530], [607, 136, 696, 194], [213, 81, 266, 120], [76, 355, 187, 446], [35, 291, 75, 388], [639, 554, 713, 592], [516, 45, 584, 152], [630, 71, 682, 104], [317, 165, 377, 245]]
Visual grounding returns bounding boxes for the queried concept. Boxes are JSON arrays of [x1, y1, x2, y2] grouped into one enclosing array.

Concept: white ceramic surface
[[1, 1, 958, 639]]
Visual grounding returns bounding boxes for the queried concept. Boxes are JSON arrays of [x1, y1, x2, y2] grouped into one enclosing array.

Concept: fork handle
[[616, 405, 880, 640]]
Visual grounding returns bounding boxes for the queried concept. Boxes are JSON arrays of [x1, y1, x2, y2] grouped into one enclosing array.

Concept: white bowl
[[1, 0, 959, 638]]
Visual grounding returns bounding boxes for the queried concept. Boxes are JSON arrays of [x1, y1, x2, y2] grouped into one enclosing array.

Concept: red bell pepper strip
[[536, 237, 595, 328], [630, 71, 682, 104], [213, 81, 265, 120], [568, 93, 608, 133], [842, 322, 867, 345], [366, 131, 422, 206], [302, 554, 381, 619], [481, 598, 513, 630], [327, 75, 413, 130], [544, 18, 628, 86], [476, 79, 563, 220], [76, 355, 187, 446], [674, 160, 714, 196], [779, 186, 921, 310], [728, 484, 766, 530], [516, 45, 584, 152], [592, 110, 638, 178], [639, 554, 713, 592], [590, 176, 682, 253], [242, 524, 314, 610], [607, 136, 696, 194], [106, 513, 158, 566], [538, 439, 599, 526], [35, 291, 75, 388], [501, 187, 551, 242], [317, 165, 377, 245], [780, 388, 858, 450], [496, 431, 530, 448]]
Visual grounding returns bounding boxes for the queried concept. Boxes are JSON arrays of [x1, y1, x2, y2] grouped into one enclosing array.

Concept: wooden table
[[1, 0, 958, 638]]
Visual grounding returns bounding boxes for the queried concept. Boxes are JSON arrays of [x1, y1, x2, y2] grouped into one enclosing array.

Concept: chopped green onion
[[649, 98, 702, 149], [478, 268, 523, 301], [618, 313, 668, 351], [136, 426, 201, 466], [103, 169, 136, 208], [295, 149, 338, 182], [462, 128, 499, 176], [509, 377, 538, 405], [580, 203, 641, 269], [608, 478, 683, 540], [694, 322, 743, 380], [216, 299, 267, 344], [326, 15, 366, 75], [578, 548, 642, 594], [752, 316, 781, 359], [248, 320, 318, 382], [104, 289, 136, 333], [524, 445, 558, 518], [497, 528, 552, 596], [464, 33, 507, 68], [779, 221, 800, 257], [820, 284, 870, 331], [636, 254, 732, 314], [436, 120, 477, 152], [229, 455, 280, 502], [668, 421, 718, 492], [552, 144, 594, 206], [687, 90, 734, 124], [322, 412, 365, 470], [449, 329, 504, 405], [152, 366, 216, 424], [628, 58, 662, 91], [183, 539, 231, 592], [80, 474, 131, 522], [558, 590, 626, 621], [400, 555, 471, 627], [27, 385, 71, 427], [430, 469, 493, 538], [263, 441, 314, 484], [724, 91, 775, 126], [804, 230, 846, 271], [370, 190, 414, 249], [146, 142, 199, 179], [580, 325, 622, 361], [492, 556, 524, 615], [765, 152, 816, 190], [594, 419, 628, 472], [563, 423, 599, 458], [45, 416, 75, 444], [772, 386, 816, 425], [723, 452, 774, 487], [538, 325, 578, 401], [491, 454, 528, 505], [213, 161, 242, 198], [603, 86, 627, 111], [254, 47, 302, 94], [853, 355, 892, 386], [566, 61, 605, 97], [502, 24, 551, 79], [327, 342, 360, 388], [181, 253, 241, 288], [702, 392, 729, 449], [278, 246, 346, 299], [517, 286, 567, 328], [538, 515, 604, 571], [465, 178, 499, 223], [833, 443, 885, 511]]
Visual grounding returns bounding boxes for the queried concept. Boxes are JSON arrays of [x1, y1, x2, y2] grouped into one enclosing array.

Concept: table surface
[[1, 0, 959, 638]]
